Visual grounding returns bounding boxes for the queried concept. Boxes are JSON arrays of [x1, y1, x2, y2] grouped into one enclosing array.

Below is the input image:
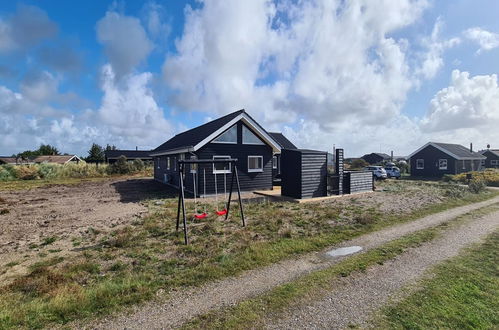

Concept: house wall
[[482, 150, 499, 168], [410, 145, 457, 177], [153, 121, 273, 195]]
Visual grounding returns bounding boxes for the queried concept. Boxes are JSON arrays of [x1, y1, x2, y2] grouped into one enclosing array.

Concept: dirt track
[[0, 178, 174, 283]]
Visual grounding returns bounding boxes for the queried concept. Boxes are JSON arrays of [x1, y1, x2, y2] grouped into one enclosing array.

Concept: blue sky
[[1, 0, 498, 157]]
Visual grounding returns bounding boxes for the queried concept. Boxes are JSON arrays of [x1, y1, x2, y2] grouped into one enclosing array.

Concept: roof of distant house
[[268, 132, 297, 149], [481, 149, 499, 157], [152, 109, 281, 155], [105, 150, 152, 159], [0, 157, 17, 164], [409, 142, 486, 160], [362, 152, 391, 159], [32, 155, 82, 164]]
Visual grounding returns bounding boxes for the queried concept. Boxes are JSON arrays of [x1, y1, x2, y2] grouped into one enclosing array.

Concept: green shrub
[[0, 165, 15, 181], [107, 156, 132, 175], [37, 163, 60, 179], [468, 177, 486, 194], [132, 159, 144, 172], [14, 166, 39, 180]]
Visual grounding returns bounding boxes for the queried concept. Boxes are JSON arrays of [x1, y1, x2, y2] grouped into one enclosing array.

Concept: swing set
[[176, 158, 245, 244]]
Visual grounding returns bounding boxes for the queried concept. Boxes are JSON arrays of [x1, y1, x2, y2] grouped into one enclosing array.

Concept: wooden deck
[[253, 186, 373, 203]]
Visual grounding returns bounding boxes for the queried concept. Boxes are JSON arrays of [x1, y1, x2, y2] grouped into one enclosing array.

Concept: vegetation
[[444, 168, 499, 187], [0, 159, 152, 183], [0, 182, 497, 328], [86, 143, 105, 163], [14, 144, 60, 159], [184, 206, 498, 329], [376, 230, 499, 329], [349, 158, 368, 169]]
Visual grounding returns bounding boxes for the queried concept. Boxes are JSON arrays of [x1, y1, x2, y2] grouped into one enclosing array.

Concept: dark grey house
[[105, 149, 152, 164], [268, 132, 298, 181], [480, 149, 499, 168], [361, 153, 391, 165], [409, 142, 485, 177], [151, 109, 282, 195]]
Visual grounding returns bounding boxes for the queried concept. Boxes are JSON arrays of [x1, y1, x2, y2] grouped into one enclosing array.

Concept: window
[[213, 155, 231, 174], [462, 160, 466, 170], [481, 159, 485, 166], [416, 159, 424, 169], [213, 125, 237, 144], [438, 159, 447, 170], [248, 156, 263, 172], [166, 157, 171, 170], [491, 160, 499, 166], [242, 125, 264, 145], [156, 158, 160, 169], [272, 156, 277, 169]]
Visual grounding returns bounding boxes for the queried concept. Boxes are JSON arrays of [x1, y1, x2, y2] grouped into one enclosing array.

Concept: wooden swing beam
[[176, 158, 245, 245]]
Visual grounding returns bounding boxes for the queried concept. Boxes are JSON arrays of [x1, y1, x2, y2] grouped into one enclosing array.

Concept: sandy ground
[[0, 178, 174, 284], [81, 195, 499, 329]]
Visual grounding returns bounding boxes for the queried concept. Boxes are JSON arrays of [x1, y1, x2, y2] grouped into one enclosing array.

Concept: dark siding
[[482, 150, 499, 168], [281, 149, 327, 199], [272, 154, 280, 178], [410, 145, 457, 177], [362, 154, 385, 165], [344, 172, 373, 194]]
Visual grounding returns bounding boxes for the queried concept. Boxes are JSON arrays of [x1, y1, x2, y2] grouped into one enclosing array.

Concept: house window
[[213, 155, 231, 174], [272, 156, 277, 169], [438, 159, 447, 170], [166, 157, 171, 170], [481, 159, 485, 166], [491, 160, 499, 166], [213, 125, 237, 144], [248, 156, 263, 173], [462, 160, 466, 170], [416, 159, 424, 169], [156, 158, 160, 169], [242, 125, 264, 145]]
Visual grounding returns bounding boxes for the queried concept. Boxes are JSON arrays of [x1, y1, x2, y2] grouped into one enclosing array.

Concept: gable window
[[213, 155, 231, 174], [272, 156, 277, 169], [242, 125, 264, 145], [248, 156, 263, 173], [213, 125, 237, 144], [416, 159, 424, 169], [438, 159, 447, 170]]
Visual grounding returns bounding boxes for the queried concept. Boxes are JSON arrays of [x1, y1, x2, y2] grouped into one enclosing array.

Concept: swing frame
[[176, 158, 245, 245]]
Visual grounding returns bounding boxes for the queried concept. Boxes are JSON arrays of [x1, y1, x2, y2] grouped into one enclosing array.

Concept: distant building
[[32, 155, 82, 165], [408, 142, 485, 177], [361, 152, 391, 165], [0, 157, 18, 165], [104, 150, 152, 164], [480, 148, 499, 168]]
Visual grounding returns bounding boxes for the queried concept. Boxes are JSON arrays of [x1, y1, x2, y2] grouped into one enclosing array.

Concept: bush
[[14, 166, 39, 180], [468, 177, 486, 194], [107, 156, 132, 175], [37, 164, 60, 179], [132, 159, 144, 172], [0, 165, 16, 181], [446, 169, 499, 187]]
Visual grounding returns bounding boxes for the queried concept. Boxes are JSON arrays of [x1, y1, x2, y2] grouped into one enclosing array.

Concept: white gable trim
[[150, 147, 193, 157], [408, 142, 486, 160], [192, 113, 281, 153], [65, 155, 82, 164]]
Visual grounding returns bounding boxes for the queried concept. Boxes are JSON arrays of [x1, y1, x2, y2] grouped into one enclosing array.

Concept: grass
[[0, 183, 497, 328], [375, 230, 499, 329], [181, 205, 499, 329]]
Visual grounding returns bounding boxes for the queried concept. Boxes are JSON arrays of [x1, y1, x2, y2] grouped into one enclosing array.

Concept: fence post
[[335, 148, 344, 195]]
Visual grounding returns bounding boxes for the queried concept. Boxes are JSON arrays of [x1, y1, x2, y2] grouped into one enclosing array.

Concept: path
[[85, 196, 499, 329], [266, 207, 499, 329]]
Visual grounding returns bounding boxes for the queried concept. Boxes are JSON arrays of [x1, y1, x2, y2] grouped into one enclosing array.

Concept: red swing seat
[[215, 209, 227, 216], [194, 212, 208, 219]]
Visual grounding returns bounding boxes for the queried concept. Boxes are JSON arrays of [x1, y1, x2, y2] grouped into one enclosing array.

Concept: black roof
[[269, 132, 297, 149], [105, 150, 152, 159], [432, 142, 485, 159], [362, 152, 391, 159], [153, 109, 244, 152]]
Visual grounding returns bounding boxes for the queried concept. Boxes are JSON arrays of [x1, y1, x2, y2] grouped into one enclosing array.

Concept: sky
[[1, 0, 498, 158]]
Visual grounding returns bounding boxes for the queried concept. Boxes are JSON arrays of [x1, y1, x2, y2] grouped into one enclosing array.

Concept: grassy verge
[[181, 205, 499, 329], [0, 173, 150, 191], [374, 230, 499, 329], [0, 187, 497, 328]]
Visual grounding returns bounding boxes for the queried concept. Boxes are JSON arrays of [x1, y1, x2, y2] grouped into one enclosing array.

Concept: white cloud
[[416, 18, 460, 80], [464, 27, 499, 53], [97, 11, 153, 78], [141, 2, 171, 41]]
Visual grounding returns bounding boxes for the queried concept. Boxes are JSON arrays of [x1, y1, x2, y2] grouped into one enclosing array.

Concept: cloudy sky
[[1, 0, 498, 157]]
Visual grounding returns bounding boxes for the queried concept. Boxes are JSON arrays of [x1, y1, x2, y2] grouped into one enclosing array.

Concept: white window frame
[[156, 158, 160, 169], [248, 155, 264, 173], [272, 155, 277, 169], [242, 125, 265, 145], [438, 159, 447, 170], [166, 157, 171, 170], [212, 125, 238, 144], [462, 160, 466, 170], [416, 159, 424, 169], [213, 155, 232, 174]]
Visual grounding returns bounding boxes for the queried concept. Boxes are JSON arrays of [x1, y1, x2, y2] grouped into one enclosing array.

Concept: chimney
[[487, 144, 490, 150], [470, 143, 473, 153], [391, 150, 393, 162], [136, 146, 138, 151]]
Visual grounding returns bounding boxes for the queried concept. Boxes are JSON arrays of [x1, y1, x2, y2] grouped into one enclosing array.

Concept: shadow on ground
[[111, 178, 178, 203]]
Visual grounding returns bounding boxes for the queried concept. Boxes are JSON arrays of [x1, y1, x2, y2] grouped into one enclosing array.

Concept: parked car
[[384, 166, 401, 179], [364, 166, 387, 180]]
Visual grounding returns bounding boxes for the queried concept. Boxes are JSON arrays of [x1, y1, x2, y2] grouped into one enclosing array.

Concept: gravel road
[[83, 196, 499, 330], [266, 208, 499, 329]]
